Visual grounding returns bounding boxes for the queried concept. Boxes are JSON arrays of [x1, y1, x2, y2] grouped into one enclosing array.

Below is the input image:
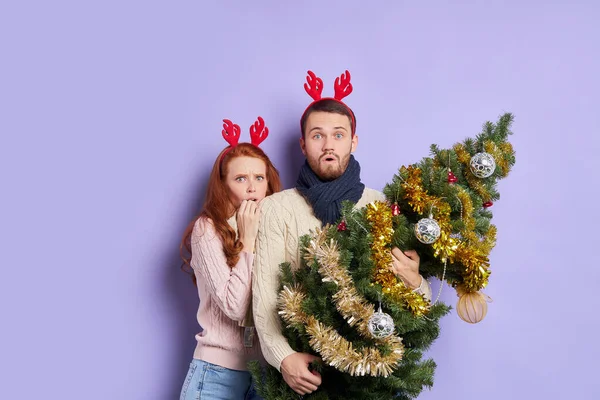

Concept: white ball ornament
[[414, 217, 441, 244], [368, 305, 395, 339], [469, 152, 496, 178]]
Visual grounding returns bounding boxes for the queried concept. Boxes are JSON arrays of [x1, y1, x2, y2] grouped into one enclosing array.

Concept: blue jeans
[[180, 359, 262, 400]]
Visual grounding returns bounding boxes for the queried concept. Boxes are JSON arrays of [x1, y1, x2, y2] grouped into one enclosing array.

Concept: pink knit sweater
[[190, 216, 262, 371]]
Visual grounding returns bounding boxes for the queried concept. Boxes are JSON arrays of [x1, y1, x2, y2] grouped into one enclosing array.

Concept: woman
[[179, 117, 281, 400]]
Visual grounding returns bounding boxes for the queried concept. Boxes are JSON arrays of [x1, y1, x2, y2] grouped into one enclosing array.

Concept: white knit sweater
[[252, 188, 432, 370]]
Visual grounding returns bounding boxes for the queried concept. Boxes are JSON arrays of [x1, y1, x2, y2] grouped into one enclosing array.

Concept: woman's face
[[224, 156, 269, 209]]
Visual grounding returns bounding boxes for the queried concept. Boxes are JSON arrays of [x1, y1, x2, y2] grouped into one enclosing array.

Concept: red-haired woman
[[179, 118, 281, 400]]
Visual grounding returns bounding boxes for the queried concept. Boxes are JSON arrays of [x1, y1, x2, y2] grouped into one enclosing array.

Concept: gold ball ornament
[[456, 290, 489, 324]]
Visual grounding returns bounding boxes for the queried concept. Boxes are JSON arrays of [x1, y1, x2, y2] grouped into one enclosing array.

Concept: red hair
[[180, 143, 281, 284]]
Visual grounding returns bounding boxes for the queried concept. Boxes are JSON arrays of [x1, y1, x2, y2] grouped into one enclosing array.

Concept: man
[[252, 70, 431, 396]]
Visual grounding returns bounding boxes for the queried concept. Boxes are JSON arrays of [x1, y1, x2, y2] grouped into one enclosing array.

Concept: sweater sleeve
[[414, 276, 433, 302], [252, 197, 296, 371], [191, 217, 253, 322]]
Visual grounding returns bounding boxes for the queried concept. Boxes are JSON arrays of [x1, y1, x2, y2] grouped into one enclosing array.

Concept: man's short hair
[[300, 98, 356, 137]]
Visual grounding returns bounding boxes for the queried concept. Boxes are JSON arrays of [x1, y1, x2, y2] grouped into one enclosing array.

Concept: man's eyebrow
[[309, 126, 348, 132]]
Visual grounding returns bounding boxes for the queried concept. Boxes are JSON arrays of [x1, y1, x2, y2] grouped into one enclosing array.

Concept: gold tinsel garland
[[400, 167, 495, 293], [302, 229, 402, 342], [278, 285, 404, 377], [453, 187, 497, 291], [365, 201, 430, 316], [499, 142, 515, 171], [401, 167, 459, 261], [483, 141, 510, 177]]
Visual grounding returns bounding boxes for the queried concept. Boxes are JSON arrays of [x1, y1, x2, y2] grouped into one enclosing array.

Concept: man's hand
[[281, 352, 322, 395], [390, 248, 422, 289]]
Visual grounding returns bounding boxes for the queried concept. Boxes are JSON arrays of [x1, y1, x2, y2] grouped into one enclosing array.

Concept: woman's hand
[[236, 200, 262, 253], [389, 248, 422, 289]]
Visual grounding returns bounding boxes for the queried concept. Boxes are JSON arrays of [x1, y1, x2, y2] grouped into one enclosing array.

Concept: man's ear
[[299, 136, 307, 156], [351, 134, 358, 153]]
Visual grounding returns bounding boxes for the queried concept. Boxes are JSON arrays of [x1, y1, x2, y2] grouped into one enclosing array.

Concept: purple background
[[2, 1, 599, 399]]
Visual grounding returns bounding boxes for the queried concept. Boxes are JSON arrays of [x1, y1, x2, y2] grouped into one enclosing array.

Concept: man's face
[[300, 111, 358, 181]]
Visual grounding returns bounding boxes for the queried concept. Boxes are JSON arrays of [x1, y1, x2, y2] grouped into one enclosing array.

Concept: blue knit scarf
[[296, 155, 365, 226]]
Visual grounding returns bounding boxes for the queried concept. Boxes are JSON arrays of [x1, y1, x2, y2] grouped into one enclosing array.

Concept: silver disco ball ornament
[[368, 307, 395, 339], [414, 217, 441, 244], [469, 152, 496, 178]]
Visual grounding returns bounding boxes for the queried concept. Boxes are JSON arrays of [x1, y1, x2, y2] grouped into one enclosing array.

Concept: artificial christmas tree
[[251, 113, 515, 399]]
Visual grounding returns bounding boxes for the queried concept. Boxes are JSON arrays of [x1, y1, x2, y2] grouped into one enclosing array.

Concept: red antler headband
[[220, 116, 269, 164], [300, 70, 355, 134]]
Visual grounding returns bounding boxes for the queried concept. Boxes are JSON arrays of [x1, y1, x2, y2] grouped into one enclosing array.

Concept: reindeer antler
[[250, 116, 269, 146], [304, 70, 323, 101], [334, 70, 353, 100], [222, 119, 241, 147]]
